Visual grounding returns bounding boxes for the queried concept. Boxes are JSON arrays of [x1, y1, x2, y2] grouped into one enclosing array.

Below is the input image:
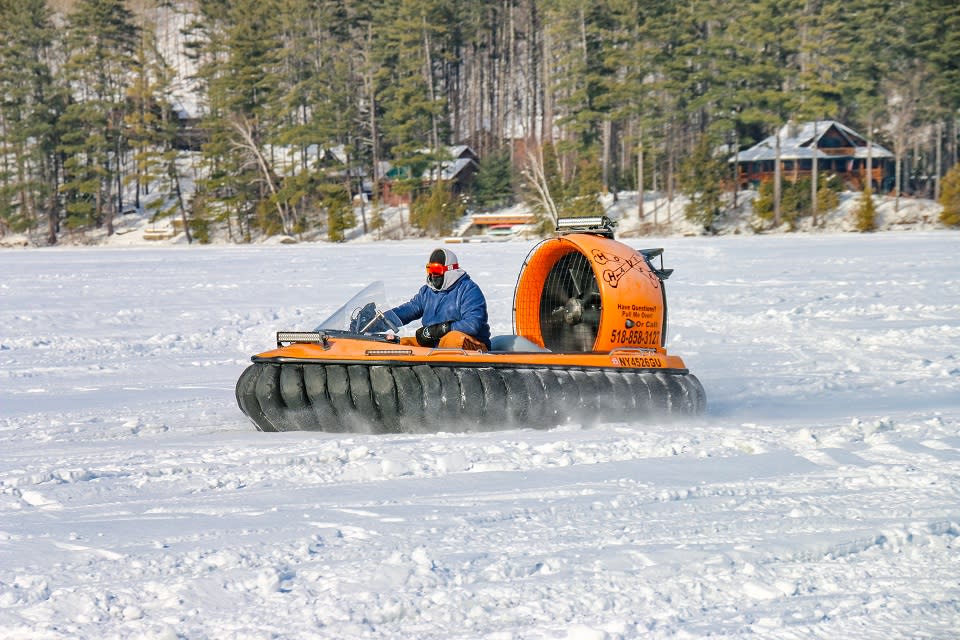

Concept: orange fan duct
[[514, 232, 669, 353]]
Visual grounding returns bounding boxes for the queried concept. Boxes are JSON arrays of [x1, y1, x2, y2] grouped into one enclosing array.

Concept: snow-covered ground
[[0, 188, 945, 249], [1, 233, 959, 639]]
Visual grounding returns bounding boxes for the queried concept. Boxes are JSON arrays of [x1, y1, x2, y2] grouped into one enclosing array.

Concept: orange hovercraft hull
[[236, 220, 705, 433]]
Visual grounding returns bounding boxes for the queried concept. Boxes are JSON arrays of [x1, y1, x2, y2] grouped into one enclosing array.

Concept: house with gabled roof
[[733, 120, 894, 191], [423, 145, 480, 185], [380, 145, 480, 206]]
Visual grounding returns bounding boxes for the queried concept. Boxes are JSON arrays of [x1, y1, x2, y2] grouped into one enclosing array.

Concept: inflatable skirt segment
[[236, 361, 706, 434]]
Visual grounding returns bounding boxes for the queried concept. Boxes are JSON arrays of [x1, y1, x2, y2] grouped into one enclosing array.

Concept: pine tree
[[738, 0, 803, 226], [374, 0, 454, 191], [191, 0, 293, 238], [472, 148, 514, 210], [0, 0, 62, 242], [909, 0, 960, 115], [608, 0, 673, 215], [845, 0, 897, 148], [681, 134, 727, 232], [322, 182, 355, 242], [796, 0, 851, 120], [816, 173, 841, 214], [61, 0, 138, 236], [908, 0, 960, 190], [563, 148, 605, 218], [270, 0, 358, 233], [546, 0, 617, 151]]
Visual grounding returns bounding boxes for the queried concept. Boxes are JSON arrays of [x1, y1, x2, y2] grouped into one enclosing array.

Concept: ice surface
[[1, 234, 958, 638]]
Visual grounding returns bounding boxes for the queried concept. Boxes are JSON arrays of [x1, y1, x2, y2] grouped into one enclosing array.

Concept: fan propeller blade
[[538, 250, 602, 352], [567, 267, 583, 298]]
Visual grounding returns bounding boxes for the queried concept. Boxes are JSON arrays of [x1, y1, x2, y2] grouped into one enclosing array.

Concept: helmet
[[425, 248, 464, 291]]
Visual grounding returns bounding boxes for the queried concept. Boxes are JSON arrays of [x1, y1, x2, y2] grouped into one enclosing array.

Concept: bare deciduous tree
[[227, 114, 291, 235], [522, 143, 559, 225]]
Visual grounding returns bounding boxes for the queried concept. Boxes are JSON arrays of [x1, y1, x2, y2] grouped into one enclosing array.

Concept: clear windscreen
[[313, 281, 402, 334]]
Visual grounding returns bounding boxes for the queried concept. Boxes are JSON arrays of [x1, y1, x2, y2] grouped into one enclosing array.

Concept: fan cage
[[539, 251, 601, 351], [513, 239, 603, 351]]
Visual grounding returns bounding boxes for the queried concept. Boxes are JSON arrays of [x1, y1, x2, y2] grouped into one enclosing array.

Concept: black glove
[[415, 322, 451, 347]]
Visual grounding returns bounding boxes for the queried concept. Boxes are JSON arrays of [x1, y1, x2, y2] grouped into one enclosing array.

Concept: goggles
[[426, 262, 458, 276]]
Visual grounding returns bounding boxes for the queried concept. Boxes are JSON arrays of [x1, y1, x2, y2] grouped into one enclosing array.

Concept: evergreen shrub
[[853, 187, 877, 232], [939, 163, 960, 227], [410, 181, 465, 237]]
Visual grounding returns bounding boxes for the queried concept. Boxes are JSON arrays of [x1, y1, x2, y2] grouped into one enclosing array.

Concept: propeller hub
[[563, 298, 583, 325]]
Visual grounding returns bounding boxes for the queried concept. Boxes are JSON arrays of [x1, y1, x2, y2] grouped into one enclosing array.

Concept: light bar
[[276, 331, 326, 347], [556, 216, 607, 229], [555, 215, 617, 237]]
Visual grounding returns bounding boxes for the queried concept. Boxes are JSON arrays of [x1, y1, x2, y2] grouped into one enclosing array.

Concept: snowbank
[[0, 190, 946, 249]]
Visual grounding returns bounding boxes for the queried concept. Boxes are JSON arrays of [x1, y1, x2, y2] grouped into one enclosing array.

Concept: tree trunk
[[666, 134, 674, 223], [732, 128, 739, 210], [895, 146, 902, 212], [811, 119, 818, 226], [602, 119, 611, 193], [422, 21, 439, 151], [172, 158, 192, 244], [935, 121, 943, 201], [347, 148, 367, 235], [952, 117, 958, 169], [497, 9, 511, 148], [528, 0, 540, 142], [774, 125, 782, 227], [366, 26, 382, 207], [46, 153, 60, 245], [650, 144, 658, 226], [541, 28, 553, 144], [637, 125, 644, 220]]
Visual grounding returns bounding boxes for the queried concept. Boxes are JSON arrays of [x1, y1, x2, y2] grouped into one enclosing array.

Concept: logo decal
[[591, 250, 659, 289]]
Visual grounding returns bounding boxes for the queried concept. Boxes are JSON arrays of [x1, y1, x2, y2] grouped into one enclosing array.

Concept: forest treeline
[[1, 0, 959, 244]]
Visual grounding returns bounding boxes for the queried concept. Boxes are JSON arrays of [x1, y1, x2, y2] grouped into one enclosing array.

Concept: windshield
[[313, 281, 402, 334]]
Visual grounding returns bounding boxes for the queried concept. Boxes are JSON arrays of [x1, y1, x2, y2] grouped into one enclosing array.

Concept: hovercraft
[[236, 217, 705, 433]]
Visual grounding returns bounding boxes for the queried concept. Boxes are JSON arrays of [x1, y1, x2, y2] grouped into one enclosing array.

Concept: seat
[[489, 334, 551, 353]]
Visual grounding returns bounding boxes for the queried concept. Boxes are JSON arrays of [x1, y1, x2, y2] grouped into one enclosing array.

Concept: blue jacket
[[391, 274, 491, 348]]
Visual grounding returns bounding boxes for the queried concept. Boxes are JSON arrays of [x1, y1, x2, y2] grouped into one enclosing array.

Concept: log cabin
[[733, 121, 894, 192]]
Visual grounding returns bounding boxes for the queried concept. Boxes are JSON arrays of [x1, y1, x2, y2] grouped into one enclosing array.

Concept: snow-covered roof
[[735, 120, 893, 162], [448, 144, 478, 160], [416, 145, 478, 161], [386, 146, 480, 182], [426, 157, 479, 181], [324, 144, 350, 165]]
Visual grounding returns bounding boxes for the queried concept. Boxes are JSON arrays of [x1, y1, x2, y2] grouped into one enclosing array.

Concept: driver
[[387, 248, 490, 351]]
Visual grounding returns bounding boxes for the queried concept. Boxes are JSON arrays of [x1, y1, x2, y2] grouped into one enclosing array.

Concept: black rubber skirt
[[235, 361, 706, 433]]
